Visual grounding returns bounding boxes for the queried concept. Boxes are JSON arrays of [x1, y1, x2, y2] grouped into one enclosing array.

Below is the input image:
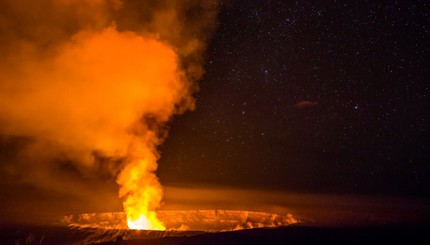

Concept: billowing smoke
[[0, 0, 218, 227]]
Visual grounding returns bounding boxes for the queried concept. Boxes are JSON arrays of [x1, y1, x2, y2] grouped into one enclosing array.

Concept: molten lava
[[63, 210, 299, 244], [117, 157, 166, 230], [64, 210, 299, 232]]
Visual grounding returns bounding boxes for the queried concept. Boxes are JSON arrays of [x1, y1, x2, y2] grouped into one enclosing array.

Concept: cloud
[[294, 100, 319, 109]]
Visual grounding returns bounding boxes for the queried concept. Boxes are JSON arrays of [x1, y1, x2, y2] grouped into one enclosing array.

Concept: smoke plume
[[0, 0, 218, 227]]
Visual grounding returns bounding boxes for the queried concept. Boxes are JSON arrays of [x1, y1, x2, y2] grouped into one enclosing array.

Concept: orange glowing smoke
[[68, 28, 189, 230], [0, 26, 184, 229], [0, 0, 220, 230], [85, 28, 184, 230]]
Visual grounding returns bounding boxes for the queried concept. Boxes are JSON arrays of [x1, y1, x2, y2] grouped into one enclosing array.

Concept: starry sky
[[158, 0, 429, 196]]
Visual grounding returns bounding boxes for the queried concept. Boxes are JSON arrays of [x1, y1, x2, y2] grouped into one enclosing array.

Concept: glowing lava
[[117, 157, 166, 230], [64, 210, 299, 232], [63, 210, 299, 244]]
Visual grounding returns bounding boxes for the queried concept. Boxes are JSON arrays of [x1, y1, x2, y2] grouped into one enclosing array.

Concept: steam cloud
[[0, 0, 218, 225]]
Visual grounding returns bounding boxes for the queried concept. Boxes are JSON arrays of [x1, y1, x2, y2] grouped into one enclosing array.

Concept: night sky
[[158, 0, 429, 197]]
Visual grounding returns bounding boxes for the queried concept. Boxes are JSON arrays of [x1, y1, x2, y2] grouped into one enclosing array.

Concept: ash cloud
[[0, 0, 218, 224]]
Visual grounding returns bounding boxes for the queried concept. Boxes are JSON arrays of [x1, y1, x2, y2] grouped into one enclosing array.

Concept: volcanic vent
[[61, 210, 299, 243], [64, 210, 298, 232]]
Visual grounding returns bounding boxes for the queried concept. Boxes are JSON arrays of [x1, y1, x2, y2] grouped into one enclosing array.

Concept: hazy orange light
[[0, 0, 218, 231]]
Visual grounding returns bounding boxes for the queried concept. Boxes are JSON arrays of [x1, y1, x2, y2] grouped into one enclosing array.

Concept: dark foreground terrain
[[2, 224, 429, 245], [102, 225, 430, 245]]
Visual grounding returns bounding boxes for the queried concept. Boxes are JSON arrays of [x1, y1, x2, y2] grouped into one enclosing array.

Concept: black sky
[[158, 0, 429, 197]]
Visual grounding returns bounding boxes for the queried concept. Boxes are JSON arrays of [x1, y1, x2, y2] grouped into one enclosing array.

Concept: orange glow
[[0, 0, 218, 231], [64, 210, 299, 232], [59, 27, 185, 230], [62, 187, 303, 232], [118, 157, 166, 230], [0, 25, 188, 230]]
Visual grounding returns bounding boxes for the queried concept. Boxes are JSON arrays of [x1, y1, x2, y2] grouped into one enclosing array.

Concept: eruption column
[[0, 0, 218, 229], [0, 26, 187, 230]]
